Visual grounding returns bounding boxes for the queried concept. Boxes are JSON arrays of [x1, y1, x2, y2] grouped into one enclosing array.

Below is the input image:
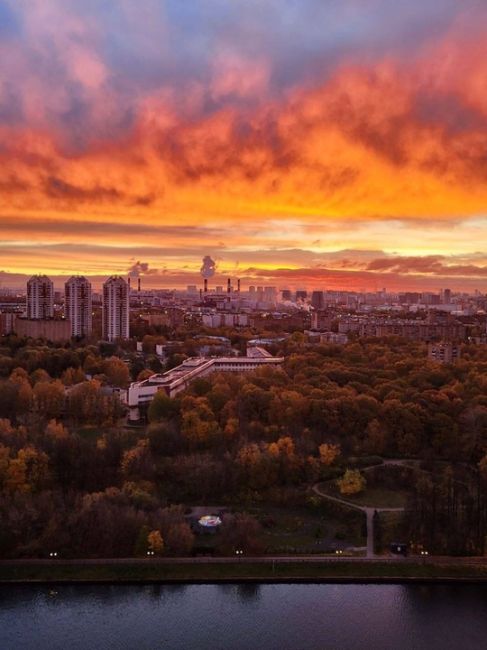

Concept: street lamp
[[146, 551, 155, 557], [49, 552, 58, 558]]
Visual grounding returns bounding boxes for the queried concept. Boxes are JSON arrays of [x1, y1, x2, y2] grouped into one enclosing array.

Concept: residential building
[[428, 342, 461, 364], [26, 275, 54, 319], [102, 276, 129, 341], [65, 276, 92, 338]]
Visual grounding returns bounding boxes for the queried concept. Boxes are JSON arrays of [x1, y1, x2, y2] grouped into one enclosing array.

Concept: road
[[0, 555, 485, 567]]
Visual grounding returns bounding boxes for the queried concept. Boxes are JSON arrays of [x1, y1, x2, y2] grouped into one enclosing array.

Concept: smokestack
[[227, 278, 231, 294], [237, 278, 241, 293], [199, 288, 202, 300], [138, 278, 141, 293], [128, 277, 131, 289], [204, 278, 208, 293]]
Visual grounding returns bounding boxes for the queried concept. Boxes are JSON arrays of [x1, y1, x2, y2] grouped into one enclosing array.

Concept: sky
[[1, 0, 487, 291]]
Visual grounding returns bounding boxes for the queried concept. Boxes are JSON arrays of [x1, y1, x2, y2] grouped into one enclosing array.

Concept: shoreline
[[2, 577, 487, 585], [1, 558, 486, 585]]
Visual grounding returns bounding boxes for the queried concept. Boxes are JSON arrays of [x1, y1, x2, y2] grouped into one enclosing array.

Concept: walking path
[[312, 459, 412, 558]]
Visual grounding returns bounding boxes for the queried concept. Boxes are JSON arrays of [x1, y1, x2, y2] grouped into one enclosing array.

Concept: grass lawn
[[318, 482, 410, 509], [247, 506, 366, 552], [1, 561, 486, 583], [375, 511, 407, 554], [340, 488, 409, 509]]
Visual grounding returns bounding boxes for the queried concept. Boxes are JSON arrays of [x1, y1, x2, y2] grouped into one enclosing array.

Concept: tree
[[217, 514, 263, 555], [33, 380, 65, 419], [479, 455, 487, 483], [45, 419, 69, 440], [121, 439, 155, 479], [147, 529, 164, 555], [165, 523, 194, 556], [337, 469, 366, 496], [319, 443, 341, 466], [103, 357, 130, 388], [148, 391, 180, 423]]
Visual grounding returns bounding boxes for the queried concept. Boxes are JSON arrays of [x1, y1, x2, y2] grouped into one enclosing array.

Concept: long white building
[[127, 347, 284, 420], [102, 276, 129, 341], [26, 275, 54, 319], [65, 276, 92, 338]]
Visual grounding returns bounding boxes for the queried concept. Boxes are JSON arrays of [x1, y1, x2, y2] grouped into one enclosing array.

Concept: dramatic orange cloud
[[1, 1, 487, 289]]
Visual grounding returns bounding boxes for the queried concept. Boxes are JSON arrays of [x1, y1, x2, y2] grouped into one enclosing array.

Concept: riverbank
[[1, 558, 487, 584]]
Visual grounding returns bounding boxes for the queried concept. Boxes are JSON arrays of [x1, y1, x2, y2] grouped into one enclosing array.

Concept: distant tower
[[65, 276, 92, 338], [311, 291, 325, 310], [27, 275, 54, 319], [102, 276, 129, 341]]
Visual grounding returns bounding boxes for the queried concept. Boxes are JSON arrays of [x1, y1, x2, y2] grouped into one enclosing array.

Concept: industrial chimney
[[237, 278, 241, 293], [227, 278, 231, 294], [204, 278, 208, 293], [138, 278, 141, 293]]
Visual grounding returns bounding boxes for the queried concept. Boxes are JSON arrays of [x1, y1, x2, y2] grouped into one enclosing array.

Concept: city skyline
[[1, 1, 487, 291]]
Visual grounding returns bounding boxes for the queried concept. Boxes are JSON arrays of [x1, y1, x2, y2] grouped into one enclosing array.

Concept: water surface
[[1, 583, 486, 649]]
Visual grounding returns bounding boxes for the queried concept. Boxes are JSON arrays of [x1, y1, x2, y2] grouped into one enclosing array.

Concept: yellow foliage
[[337, 469, 366, 496], [147, 529, 164, 554]]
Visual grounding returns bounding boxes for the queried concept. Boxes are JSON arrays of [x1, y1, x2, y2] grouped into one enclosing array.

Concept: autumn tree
[[121, 439, 155, 480], [45, 419, 69, 440], [147, 529, 164, 555], [217, 514, 264, 555], [319, 443, 341, 466], [33, 380, 65, 419], [337, 469, 366, 496], [103, 357, 130, 388]]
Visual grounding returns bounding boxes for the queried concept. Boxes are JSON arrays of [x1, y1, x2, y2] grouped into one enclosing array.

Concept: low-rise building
[[127, 349, 284, 420], [14, 317, 71, 341]]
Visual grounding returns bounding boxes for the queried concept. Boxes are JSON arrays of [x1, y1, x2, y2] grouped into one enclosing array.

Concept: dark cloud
[[0, 216, 222, 238], [45, 177, 122, 202], [366, 255, 487, 277]]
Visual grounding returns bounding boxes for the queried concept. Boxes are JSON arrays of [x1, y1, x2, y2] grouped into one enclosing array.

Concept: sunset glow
[[1, 0, 487, 290]]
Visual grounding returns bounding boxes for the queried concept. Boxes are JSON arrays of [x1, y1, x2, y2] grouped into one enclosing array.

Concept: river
[[1, 583, 486, 649]]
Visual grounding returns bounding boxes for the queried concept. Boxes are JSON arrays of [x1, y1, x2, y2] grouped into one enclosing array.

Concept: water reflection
[[0, 584, 486, 650]]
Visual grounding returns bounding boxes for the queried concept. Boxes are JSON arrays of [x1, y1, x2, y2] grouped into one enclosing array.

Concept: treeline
[[0, 336, 486, 557]]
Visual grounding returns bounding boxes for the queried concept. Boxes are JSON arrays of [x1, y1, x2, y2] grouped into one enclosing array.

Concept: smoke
[[200, 255, 216, 279], [128, 260, 151, 277]]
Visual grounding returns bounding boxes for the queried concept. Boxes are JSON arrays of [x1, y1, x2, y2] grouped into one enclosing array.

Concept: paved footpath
[[312, 459, 416, 558]]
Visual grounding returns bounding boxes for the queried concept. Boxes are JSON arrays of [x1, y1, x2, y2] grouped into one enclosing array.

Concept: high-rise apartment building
[[26, 275, 54, 319], [65, 276, 92, 338], [102, 276, 129, 341]]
